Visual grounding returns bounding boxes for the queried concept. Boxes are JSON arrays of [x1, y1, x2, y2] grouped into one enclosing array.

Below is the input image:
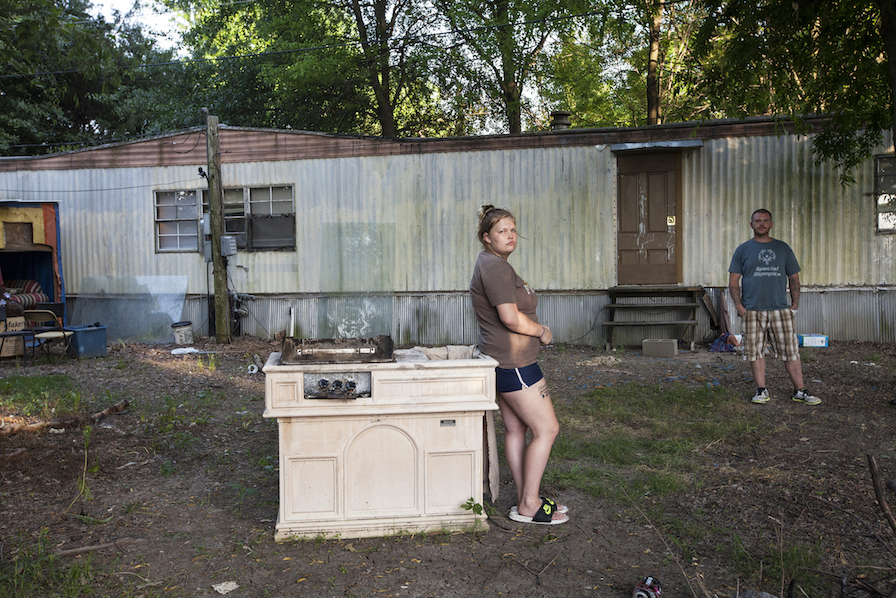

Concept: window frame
[[875, 154, 896, 234], [201, 184, 296, 252], [154, 189, 201, 253]]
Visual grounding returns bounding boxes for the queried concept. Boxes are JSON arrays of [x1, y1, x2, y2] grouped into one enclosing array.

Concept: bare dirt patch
[[2, 338, 896, 597]]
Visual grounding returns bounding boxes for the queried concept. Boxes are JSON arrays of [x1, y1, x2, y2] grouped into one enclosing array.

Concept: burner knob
[[318, 379, 329, 389], [332, 380, 343, 390], [346, 380, 357, 392]]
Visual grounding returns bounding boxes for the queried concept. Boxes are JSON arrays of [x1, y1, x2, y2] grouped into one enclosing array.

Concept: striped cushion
[[5, 279, 43, 294], [4, 279, 49, 308]]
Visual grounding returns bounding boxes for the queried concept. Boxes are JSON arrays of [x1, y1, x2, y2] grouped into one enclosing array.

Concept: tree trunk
[[351, 0, 398, 138], [874, 0, 896, 152], [495, 0, 522, 134], [646, 0, 663, 125]]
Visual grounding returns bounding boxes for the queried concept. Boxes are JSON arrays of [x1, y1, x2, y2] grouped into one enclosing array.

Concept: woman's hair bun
[[478, 204, 496, 220]]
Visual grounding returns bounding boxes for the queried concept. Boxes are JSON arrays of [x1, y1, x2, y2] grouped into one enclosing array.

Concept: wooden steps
[[604, 286, 704, 351]]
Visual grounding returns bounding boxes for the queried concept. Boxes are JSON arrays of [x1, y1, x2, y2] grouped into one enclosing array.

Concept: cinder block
[[642, 338, 678, 358]]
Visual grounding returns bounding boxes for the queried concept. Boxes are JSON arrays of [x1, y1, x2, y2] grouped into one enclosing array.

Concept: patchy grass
[[540, 381, 832, 594], [0, 529, 95, 598], [547, 382, 762, 499], [0, 375, 82, 419]]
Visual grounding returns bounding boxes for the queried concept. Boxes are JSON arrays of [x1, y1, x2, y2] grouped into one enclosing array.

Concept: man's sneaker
[[792, 389, 821, 405], [751, 388, 770, 404]]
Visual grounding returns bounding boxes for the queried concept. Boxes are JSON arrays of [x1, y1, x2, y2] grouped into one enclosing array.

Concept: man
[[728, 209, 820, 405]]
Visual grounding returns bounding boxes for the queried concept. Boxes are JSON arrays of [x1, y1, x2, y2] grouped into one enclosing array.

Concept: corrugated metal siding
[[2, 166, 214, 296], [536, 292, 608, 346], [681, 132, 896, 288], [225, 145, 616, 295], [6, 128, 892, 297], [186, 285, 896, 347], [209, 291, 609, 347], [4, 121, 896, 345], [719, 286, 896, 344]]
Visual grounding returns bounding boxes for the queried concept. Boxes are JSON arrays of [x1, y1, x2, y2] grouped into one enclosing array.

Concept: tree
[[539, 0, 708, 128], [0, 0, 185, 155], [342, 0, 444, 137], [170, 0, 368, 132], [694, 0, 896, 181], [433, 0, 587, 134], [169, 0, 451, 137]]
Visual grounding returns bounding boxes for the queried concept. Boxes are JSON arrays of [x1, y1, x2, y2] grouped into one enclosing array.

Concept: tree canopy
[[0, 0, 184, 155], [1, 0, 893, 176], [694, 0, 896, 180]]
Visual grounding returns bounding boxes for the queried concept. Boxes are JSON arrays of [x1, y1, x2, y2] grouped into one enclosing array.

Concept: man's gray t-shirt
[[729, 239, 800, 311]]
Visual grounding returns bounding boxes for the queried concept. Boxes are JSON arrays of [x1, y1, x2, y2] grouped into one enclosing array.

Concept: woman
[[470, 205, 568, 525]]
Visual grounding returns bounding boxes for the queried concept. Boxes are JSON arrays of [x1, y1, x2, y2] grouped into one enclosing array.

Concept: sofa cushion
[[4, 279, 43, 295], [3, 279, 49, 309]]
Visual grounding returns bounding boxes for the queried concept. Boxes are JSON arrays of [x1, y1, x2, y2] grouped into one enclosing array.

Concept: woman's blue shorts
[[495, 363, 544, 393]]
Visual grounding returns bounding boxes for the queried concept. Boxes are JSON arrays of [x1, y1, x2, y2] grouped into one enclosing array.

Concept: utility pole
[[205, 110, 231, 344]]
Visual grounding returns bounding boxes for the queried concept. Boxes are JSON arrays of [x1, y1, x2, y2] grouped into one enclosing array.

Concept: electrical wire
[[0, 178, 203, 194], [224, 264, 272, 338], [559, 304, 605, 345]]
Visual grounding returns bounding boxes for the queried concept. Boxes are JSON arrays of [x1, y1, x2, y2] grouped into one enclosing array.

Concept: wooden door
[[616, 152, 678, 284]]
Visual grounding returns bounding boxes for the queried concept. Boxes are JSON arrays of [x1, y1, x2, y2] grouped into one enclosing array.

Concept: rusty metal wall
[[5, 124, 896, 346], [223, 146, 617, 296], [719, 286, 896, 344], [681, 132, 896, 288]]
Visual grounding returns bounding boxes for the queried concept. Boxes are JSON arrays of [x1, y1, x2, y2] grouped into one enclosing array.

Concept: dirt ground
[[2, 337, 896, 598]]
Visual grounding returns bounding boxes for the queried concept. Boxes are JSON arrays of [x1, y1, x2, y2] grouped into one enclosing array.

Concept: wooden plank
[[606, 303, 700, 309], [604, 320, 697, 327]]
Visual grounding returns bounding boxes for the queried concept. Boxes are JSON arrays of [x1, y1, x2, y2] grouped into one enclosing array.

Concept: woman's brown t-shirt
[[470, 251, 540, 369]]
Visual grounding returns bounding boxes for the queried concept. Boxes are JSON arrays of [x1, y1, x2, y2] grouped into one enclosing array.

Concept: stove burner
[[280, 335, 394, 364]]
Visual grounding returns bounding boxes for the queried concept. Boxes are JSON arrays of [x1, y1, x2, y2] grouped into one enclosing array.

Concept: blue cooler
[[65, 324, 107, 358]]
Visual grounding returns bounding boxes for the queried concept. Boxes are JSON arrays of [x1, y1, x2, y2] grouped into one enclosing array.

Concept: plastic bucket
[[171, 321, 193, 345]]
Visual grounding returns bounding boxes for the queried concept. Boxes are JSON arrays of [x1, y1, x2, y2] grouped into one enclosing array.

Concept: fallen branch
[[867, 454, 896, 540], [90, 399, 129, 422], [56, 537, 143, 557], [537, 550, 563, 580], [808, 495, 896, 560], [0, 399, 129, 436]]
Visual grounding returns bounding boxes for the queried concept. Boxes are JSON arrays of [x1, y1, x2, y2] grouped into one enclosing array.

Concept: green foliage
[[228, 482, 260, 516], [0, 0, 187, 155], [432, 0, 588, 134], [693, 0, 894, 182], [72, 425, 95, 504], [728, 533, 825, 595], [137, 391, 214, 463], [461, 497, 483, 515], [246, 449, 276, 473], [540, 1, 713, 128], [0, 529, 94, 597], [0, 375, 81, 418], [4, 0, 893, 165], [169, 0, 454, 137]]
